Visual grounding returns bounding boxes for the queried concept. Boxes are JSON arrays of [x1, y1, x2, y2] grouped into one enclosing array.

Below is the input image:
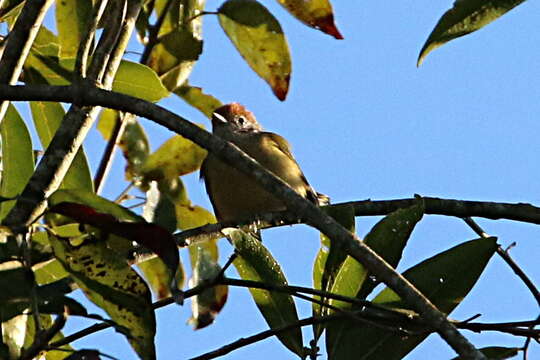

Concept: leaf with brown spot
[[218, 0, 292, 100], [276, 0, 343, 39]]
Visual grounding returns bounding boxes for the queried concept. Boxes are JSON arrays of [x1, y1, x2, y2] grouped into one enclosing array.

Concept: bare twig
[[0, 84, 492, 358], [74, 0, 110, 79], [463, 217, 540, 307], [139, 0, 175, 65]]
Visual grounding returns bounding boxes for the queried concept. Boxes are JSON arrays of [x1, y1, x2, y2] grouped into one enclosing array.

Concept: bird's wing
[[263, 132, 325, 205]]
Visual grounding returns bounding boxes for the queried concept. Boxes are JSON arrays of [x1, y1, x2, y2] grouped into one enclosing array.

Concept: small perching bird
[[200, 103, 327, 222]]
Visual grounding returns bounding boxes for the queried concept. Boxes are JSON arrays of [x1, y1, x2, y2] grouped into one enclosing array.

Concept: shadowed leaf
[[417, 0, 525, 66], [326, 237, 497, 359], [227, 229, 304, 356]]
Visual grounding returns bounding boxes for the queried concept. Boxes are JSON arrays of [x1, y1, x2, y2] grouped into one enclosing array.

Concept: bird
[[200, 103, 327, 223]]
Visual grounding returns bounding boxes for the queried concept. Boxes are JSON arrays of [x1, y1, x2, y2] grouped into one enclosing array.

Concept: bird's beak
[[212, 112, 227, 124]]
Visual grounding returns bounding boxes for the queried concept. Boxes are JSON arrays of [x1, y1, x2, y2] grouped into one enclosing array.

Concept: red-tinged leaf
[[218, 0, 291, 100], [276, 0, 343, 39], [48, 202, 179, 280]]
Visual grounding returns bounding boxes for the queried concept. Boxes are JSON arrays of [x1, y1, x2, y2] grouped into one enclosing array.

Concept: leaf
[[356, 201, 424, 298], [139, 184, 184, 300], [0, 104, 34, 221], [113, 60, 170, 102], [97, 110, 150, 182], [25, 38, 169, 102], [452, 346, 520, 359], [56, 0, 92, 59], [218, 0, 292, 100], [227, 229, 304, 356], [326, 237, 497, 360], [276, 0, 343, 39], [312, 204, 354, 339], [417, 0, 525, 66], [49, 234, 156, 359], [140, 130, 208, 182], [30, 100, 93, 191], [188, 249, 228, 329], [48, 200, 179, 280], [0, 1, 24, 23], [0, 267, 35, 322], [1, 313, 27, 358], [146, 0, 206, 90], [174, 82, 223, 118]]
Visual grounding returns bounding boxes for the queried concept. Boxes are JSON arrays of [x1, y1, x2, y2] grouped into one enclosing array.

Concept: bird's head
[[211, 103, 262, 134]]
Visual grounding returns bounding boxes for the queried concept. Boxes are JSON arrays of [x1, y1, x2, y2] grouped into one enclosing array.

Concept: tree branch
[[1, 1, 142, 232], [0, 84, 488, 358], [0, 0, 54, 120]]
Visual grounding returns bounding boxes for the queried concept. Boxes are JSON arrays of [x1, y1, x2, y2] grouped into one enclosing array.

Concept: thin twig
[[21, 312, 67, 360], [94, 111, 129, 193], [74, 0, 109, 79], [190, 315, 341, 360], [139, 0, 175, 65], [463, 217, 540, 307]]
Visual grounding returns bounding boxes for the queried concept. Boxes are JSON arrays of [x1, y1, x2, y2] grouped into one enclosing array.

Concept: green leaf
[[0, 104, 34, 221], [56, 0, 92, 59], [174, 82, 223, 118], [140, 130, 208, 181], [326, 237, 497, 360], [26, 37, 169, 102], [227, 229, 304, 356], [276, 0, 343, 39], [417, 0, 525, 66], [97, 110, 150, 183], [218, 0, 291, 100], [357, 201, 424, 298], [30, 100, 93, 191], [146, 0, 206, 90], [312, 204, 354, 339], [452, 346, 520, 359], [0, 1, 24, 23], [325, 202, 424, 356], [113, 60, 170, 102], [49, 234, 156, 359]]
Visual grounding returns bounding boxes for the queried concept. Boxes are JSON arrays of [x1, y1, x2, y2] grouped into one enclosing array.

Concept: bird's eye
[[237, 116, 246, 126]]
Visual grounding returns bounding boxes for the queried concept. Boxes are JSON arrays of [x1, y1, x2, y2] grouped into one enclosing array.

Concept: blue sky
[[29, 1, 540, 359]]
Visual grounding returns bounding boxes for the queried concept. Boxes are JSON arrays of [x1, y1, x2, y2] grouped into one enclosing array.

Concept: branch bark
[[0, 84, 486, 359], [0, 0, 54, 121]]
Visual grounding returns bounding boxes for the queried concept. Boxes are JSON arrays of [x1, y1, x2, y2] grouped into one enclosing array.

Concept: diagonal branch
[[0, 0, 54, 121], [1, 1, 143, 232], [0, 84, 486, 359]]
